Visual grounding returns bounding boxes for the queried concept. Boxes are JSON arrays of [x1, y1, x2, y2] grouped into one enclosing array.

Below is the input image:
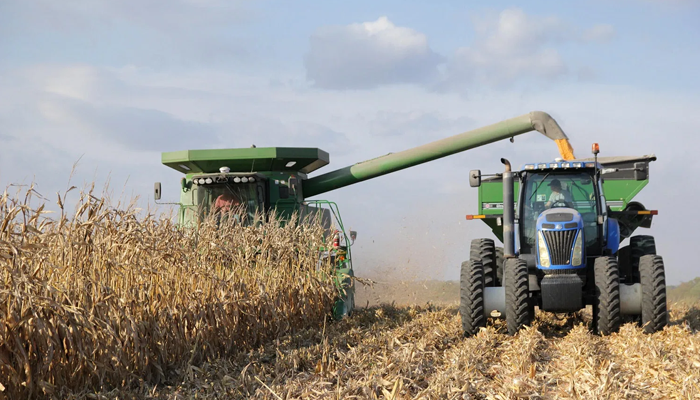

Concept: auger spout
[[302, 111, 574, 198]]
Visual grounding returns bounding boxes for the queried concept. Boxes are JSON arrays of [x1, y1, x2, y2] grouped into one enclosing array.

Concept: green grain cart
[[155, 111, 577, 319]]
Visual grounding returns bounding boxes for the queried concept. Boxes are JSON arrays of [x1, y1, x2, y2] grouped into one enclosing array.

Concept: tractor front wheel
[[593, 256, 621, 335], [639, 255, 667, 333], [505, 258, 532, 335], [460, 260, 486, 336]]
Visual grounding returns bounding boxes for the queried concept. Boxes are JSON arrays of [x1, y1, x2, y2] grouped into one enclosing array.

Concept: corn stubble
[[0, 187, 337, 399]]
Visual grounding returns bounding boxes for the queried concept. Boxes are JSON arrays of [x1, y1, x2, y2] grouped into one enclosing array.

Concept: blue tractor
[[462, 144, 667, 335]]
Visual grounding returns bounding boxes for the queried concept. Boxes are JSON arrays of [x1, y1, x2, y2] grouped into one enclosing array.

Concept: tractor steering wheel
[[550, 201, 573, 209]]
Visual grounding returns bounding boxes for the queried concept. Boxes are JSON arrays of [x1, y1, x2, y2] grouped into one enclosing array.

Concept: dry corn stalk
[[0, 185, 337, 399]]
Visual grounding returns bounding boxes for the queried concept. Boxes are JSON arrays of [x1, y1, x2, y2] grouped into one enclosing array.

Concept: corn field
[[0, 186, 337, 399], [3, 186, 700, 399]]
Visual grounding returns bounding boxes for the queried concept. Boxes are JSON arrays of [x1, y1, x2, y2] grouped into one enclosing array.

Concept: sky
[[1, 0, 699, 285]]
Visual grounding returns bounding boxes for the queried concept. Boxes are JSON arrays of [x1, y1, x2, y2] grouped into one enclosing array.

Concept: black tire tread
[[505, 258, 532, 335], [639, 254, 667, 333], [593, 256, 621, 335], [470, 239, 497, 287], [460, 260, 486, 336], [495, 247, 504, 285], [630, 235, 656, 282]]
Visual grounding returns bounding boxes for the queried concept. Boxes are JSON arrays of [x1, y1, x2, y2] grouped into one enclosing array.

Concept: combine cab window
[[196, 183, 262, 225], [521, 172, 599, 253]]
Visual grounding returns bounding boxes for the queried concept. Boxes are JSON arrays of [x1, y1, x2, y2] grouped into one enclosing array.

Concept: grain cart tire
[[639, 255, 667, 333], [617, 245, 634, 283], [593, 256, 621, 335], [505, 258, 532, 335], [470, 239, 498, 287], [460, 260, 486, 336], [495, 246, 504, 285], [630, 235, 656, 281]]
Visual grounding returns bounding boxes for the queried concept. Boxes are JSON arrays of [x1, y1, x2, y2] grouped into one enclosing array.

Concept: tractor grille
[[543, 230, 577, 265]]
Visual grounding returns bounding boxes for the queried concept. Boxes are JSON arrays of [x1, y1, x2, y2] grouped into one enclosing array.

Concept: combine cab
[[463, 146, 666, 335]]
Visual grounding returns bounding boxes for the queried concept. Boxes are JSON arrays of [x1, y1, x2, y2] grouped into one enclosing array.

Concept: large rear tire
[[495, 246, 504, 285], [470, 239, 498, 287], [630, 235, 656, 282], [593, 256, 621, 335], [460, 260, 486, 336], [505, 258, 532, 335], [639, 255, 667, 333]]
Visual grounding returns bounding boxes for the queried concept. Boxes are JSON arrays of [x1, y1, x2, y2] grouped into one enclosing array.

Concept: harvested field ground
[[106, 296, 700, 399]]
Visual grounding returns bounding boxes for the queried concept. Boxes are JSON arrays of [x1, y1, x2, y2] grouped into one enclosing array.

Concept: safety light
[[234, 177, 241, 183], [205, 178, 213, 184], [585, 162, 596, 168], [241, 177, 249, 183], [538, 231, 551, 268], [249, 177, 256, 183], [592, 143, 600, 155], [524, 164, 535, 170], [538, 163, 547, 169], [572, 162, 583, 168], [561, 162, 571, 168], [572, 230, 584, 266]]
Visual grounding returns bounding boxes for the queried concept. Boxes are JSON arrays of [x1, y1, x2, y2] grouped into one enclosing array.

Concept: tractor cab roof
[[520, 154, 656, 173], [162, 147, 330, 175]]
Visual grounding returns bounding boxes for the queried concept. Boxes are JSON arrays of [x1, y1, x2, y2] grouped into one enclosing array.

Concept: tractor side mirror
[[154, 182, 162, 201], [469, 170, 481, 187], [350, 230, 357, 244], [633, 162, 648, 181]]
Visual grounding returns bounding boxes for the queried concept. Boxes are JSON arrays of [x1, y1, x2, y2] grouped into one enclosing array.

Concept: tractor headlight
[[538, 231, 551, 268], [571, 230, 584, 266]]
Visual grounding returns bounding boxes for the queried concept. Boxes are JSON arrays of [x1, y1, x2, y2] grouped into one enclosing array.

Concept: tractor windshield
[[520, 172, 599, 253], [192, 183, 264, 225]]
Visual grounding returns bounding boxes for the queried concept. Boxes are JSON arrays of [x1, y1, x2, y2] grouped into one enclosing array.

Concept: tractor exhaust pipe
[[501, 158, 516, 258]]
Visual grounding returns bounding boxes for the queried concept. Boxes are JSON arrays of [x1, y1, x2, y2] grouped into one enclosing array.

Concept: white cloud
[[0, 1, 251, 66], [304, 17, 443, 89], [582, 24, 616, 42], [440, 8, 616, 89]]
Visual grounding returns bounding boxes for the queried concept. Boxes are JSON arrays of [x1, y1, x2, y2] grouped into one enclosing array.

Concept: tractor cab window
[[520, 172, 599, 253], [195, 183, 262, 225]]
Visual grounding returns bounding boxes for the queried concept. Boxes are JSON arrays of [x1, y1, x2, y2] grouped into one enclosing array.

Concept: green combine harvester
[[154, 111, 582, 319], [463, 147, 666, 335]]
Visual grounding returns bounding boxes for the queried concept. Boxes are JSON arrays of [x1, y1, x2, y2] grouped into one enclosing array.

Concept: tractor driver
[[545, 179, 573, 209]]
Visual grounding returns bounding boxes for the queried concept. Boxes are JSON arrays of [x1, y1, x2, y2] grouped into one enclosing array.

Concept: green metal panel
[[162, 147, 329, 174], [478, 180, 520, 215], [602, 179, 649, 211], [477, 179, 519, 242]]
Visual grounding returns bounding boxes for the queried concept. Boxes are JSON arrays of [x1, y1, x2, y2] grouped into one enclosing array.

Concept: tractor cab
[[519, 167, 603, 264]]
